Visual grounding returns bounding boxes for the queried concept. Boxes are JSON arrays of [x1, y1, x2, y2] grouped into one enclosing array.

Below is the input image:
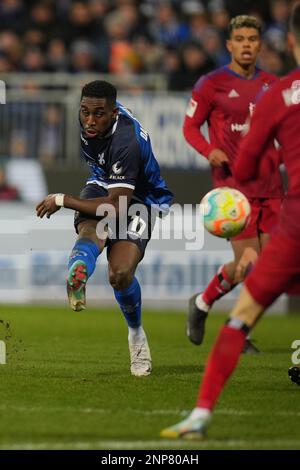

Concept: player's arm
[[37, 140, 140, 219], [183, 78, 229, 167], [36, 187, 133, 219], [234, 89, 279, 182]]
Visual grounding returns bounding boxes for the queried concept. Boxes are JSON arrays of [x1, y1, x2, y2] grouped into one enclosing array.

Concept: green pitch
[[0, 305, 299, 450]]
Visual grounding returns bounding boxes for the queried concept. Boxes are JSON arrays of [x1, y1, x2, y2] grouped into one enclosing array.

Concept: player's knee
[[223, 261, 237, 279], [77, 223, 102, 248], [109, 267, 133, 290], [230, 287, 264, 328], [78, 226, 96, 239]]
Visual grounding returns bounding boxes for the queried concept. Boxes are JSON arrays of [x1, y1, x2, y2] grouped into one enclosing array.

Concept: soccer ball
[[201, 187, 251, 238]]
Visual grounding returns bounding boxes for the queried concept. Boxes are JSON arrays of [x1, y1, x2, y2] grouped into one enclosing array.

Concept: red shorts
[[232, 198, 282, 241], [245, 228, 300, 307]]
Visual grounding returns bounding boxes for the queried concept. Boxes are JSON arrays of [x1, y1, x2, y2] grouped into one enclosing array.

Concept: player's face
[[227, 27, 261, 67], [80, 97, 118, 138]]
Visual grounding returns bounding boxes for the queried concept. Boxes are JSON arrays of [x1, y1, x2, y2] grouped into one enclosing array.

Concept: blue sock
[[68, 238, 101, 278], [114, 277, 142, 328]]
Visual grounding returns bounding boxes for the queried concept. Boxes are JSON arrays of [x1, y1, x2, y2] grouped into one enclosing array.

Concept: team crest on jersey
[[262, 82, 270, 91], [98, 152, 105, 165], [186, 98, 198, 117]]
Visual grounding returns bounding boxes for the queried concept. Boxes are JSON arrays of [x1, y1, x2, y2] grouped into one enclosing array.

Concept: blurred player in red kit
[[184, 15, 284, 353], [161, 2, 300, 440]]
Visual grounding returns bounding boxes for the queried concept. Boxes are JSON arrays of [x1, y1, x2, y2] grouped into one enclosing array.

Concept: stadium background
[[0, 0, 297, 311]]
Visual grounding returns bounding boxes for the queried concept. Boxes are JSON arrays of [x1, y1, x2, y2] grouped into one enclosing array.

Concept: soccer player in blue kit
[[36, 80, 173, 377]]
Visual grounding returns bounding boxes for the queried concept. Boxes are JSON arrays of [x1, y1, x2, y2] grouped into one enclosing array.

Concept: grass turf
[[0, 305, 299, 450]]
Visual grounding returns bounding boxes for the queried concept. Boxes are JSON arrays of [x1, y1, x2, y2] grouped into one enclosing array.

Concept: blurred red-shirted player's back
[[161, 4, 300, 442], [236, 68, 300, 238]]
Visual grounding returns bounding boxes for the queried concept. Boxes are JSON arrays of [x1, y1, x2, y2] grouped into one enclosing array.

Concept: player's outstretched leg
[[160, 408, 211, 440], [162, 287, 264, 440], [113, 277, 152, 377], [67, 238, 101, 311], [67, 260, 87, 311], [109, 242, 152, 377], [243, 337, 260, 354], [162, 318, 249, 440], [186, 255, 260, 354], [187, 264, 236, 345]]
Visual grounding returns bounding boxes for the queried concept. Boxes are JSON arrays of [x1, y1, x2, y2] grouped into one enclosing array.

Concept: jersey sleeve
[[107, 140, 140, 190], [234, 87, 280, 182], [183, 76, 216, 158]]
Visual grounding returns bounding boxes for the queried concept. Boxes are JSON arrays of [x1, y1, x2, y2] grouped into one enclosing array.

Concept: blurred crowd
[[0, 127, 48, 202], [0, 0, 298, 91], [0, 0, 298, 201]]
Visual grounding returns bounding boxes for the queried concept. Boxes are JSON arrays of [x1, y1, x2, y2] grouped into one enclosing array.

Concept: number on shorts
[[128, 215, 147, 237]]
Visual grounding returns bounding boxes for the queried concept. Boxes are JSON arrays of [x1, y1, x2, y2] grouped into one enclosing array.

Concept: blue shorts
[[74, 183, 156, 259]]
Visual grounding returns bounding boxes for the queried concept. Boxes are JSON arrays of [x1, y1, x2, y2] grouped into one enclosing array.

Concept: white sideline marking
[[0, 404, 300, 417], [0, 409, 299, 449], [0, 341, 6, 364], [1, 439, 300, 450]]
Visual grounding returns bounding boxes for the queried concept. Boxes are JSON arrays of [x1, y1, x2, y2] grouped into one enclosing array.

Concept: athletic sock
[[202, 265, 236, 307], [128, 325, 146, 343], [196, 318, 249, 410], [68, 238, 101, 278], [114, 277, 142, 328], [189, 407, 211, 420], [195, 294, 210, 312]]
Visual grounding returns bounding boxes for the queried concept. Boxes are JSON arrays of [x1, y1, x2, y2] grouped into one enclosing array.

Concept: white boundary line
[[0, 406, 300, 449], [1, 439, 300, 450], [0, 404, 300, 418]]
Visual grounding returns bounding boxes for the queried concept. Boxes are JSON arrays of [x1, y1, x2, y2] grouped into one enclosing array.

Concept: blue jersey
[[80, 103, 173, 211]]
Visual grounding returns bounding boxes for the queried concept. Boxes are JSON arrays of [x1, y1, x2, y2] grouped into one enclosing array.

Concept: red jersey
[[183, 66, 283, 198], [235, 68, 300, 238]]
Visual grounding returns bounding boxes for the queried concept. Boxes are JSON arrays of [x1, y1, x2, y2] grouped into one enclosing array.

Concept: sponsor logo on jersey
[[231, 122, 249, 133], [109, 175, 125, 180], [112, 161, 123, 174], [228, 89, 239, 98], [186, 98, 198, 117]]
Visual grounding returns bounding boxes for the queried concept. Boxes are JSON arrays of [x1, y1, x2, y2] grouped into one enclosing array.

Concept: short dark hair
[[228, 15, 262, 36], [290, 2, 300, 44], [81, 80, 117, 107]]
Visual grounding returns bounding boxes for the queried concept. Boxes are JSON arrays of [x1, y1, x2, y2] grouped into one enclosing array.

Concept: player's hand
[[36, 194, 61, 219], [208, 149, 230, 167], [234, 247, 258, 283]]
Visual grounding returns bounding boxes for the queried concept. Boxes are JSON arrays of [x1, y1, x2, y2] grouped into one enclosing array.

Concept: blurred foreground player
[[184, 15, 283, 352], [36, 80, 173, 377], [161, 3, 300, 439]]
